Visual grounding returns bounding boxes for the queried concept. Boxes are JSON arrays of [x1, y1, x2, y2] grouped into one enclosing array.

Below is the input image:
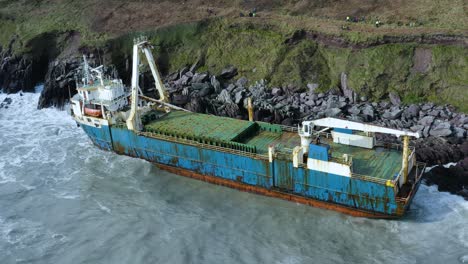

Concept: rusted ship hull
[[79, 122, 424, 218]]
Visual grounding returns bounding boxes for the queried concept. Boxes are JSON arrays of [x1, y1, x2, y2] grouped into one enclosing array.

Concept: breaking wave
[[0, 89, 467, 264]]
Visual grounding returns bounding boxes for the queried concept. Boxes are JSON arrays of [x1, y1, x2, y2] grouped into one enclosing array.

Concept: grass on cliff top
[[0, 0, 108, 51], [0, 0, 467, 50], [111, 21, 467, 113]]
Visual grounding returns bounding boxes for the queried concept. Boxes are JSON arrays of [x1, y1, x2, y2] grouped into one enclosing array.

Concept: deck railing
[[138, 131, 269, 160], [395, 162, 426, 203], [138, 124, 417, 186], [280, 125, 298, 133], [392, 148, 416, 188], [350, 173, 388, 185], [329, 156, 353, 166]]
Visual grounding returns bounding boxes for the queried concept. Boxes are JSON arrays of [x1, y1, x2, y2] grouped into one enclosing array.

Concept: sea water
[[0, 90, 467, 264]]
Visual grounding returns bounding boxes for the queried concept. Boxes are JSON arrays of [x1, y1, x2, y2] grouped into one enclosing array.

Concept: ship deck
[[242, 130, 402, 180], [143, 110, 402, 180], [329, 142, 402, 179]]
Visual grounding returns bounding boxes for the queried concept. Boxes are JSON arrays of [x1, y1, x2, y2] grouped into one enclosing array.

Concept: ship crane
[[126, 37, 170, 131], [299, 117, 420, 184]]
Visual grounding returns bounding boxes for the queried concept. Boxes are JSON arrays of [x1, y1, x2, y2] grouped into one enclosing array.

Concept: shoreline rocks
[[37, 59, 80, 109], [162, 66, 467, 145], [0, 38, 34, 94], [424, 157, 468, 200], [37, 52, 118, 109], [161, 65, 468, 190]]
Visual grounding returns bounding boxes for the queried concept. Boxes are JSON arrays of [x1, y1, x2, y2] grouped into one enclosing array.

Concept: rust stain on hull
[[156, 163, 401, 219]]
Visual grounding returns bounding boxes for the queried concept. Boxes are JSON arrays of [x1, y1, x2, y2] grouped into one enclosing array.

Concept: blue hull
[[81, 123, 419, 218]]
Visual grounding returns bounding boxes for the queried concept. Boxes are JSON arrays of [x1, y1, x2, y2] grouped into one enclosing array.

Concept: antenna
[[83, 55, 89, 85]]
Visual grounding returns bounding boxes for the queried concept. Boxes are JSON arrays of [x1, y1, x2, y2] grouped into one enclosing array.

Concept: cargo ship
[[70, 38, 425, 218]]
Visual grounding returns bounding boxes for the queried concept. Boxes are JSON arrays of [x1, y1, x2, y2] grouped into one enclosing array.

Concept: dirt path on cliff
[[88, 1, 468, 48], [1, 0, 466, 49]]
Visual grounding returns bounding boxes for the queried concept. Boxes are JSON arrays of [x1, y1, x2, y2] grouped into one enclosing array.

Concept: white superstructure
[[70, 36, 182, 129], [297, 117, 420, 185], [71, 55, 128, 121]]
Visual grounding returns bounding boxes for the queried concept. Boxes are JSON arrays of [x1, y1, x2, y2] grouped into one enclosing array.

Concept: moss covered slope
[[109, 21, 467, 111], [0, 1, 467, 111]]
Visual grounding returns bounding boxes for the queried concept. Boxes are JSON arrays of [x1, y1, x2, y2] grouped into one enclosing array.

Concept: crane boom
[[126, 37, 171, 131], [300, 117, 419, 186], [126, 41, 143, 131], [303, 117, 420, 138], [141, 45, 169, 103]]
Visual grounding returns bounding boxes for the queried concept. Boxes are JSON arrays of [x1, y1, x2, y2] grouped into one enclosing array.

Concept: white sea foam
[[460, 254, 468, 263], [1, 89, 467, 263], [54, 191, 80, 200], [0, 161, 16, 184], [95, 200, 112, 214], [425, 162, 458, 172], [0, 214, 68, 263]]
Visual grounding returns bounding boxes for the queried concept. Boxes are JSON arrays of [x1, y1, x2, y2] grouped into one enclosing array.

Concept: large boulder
[[388, 92, 401, 106], [347, 114, 364, 122], [454, 127, 466, 139], [404, 104, 421, 119], [178, 67, 189, 78], [210, 76, 221, 93], [0, 97, 12, 109], [38, 58, 82, 109], [422, 125, 431, 138], [174, 75, 191, 86], [410, 125, 424, 132], [185, 96, 206, 113], [424, 160, 468, 200], [418, 116, 435, 127], [191, 73, 208, 84], [224, 102, 240, 118], [415, 137, 463, 165], [218, 66, 238, 80], [340, 72, 356, 103], [191, 82, 210, 91], [429, 121, 452, 137], [304, 99, 315, 106], [428, 109, 440, 117], [360, 104, 375, 121], [326, 96, 347, 109], [348, 105, 360, 115], [382, 106, 403, 120], [226, 83, 236, 93], [234, 90, 244, 104], [172, 94, 189, 105], [167, 71, 179, 82], [217, 89, 233, 103], [281, 117, 293, 126], [236, 76, 248, 87], [325, 108, 342, 117], [271, 87, 282, 96], [421, 103, 434, 111], [198, 86, 214, 97]]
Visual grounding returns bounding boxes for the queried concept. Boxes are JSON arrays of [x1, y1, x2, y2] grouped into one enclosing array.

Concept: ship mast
[[83, 55, 90, 86], [126, 38, 144, 131], [126, 36, 171, 132]]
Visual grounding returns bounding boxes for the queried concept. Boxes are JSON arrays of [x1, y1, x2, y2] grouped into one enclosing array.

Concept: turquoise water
[[0, 91, 467, 264]]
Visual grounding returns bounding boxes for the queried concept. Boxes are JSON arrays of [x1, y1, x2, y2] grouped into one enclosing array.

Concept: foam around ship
[[70, 37, 425, 218]]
